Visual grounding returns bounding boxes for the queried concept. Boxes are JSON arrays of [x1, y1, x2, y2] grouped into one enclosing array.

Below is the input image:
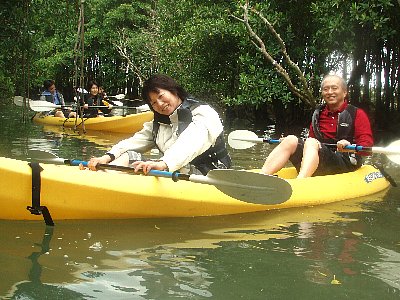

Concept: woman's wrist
[[104, 153, 115, 163], [153, 160, 168, 171], [160, 161, 168, 171]]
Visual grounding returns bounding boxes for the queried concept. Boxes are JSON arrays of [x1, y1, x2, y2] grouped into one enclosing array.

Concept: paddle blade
[[14, 96, 33, 108], [114, 94, 125, 100], [228, 130, 262, 149], [385, 140, 400, 164], [13, 96, 25, 106], [112, 100, 124, 106], [27, 149, 66, 165], [77, 88, 88, 94], [204, 169, 292, 205], [136, 104, 151, 112], [29, 100, 59, 112]]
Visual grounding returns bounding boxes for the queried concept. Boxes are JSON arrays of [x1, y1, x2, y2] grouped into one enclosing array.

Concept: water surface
[[1, 103, 400, 299]]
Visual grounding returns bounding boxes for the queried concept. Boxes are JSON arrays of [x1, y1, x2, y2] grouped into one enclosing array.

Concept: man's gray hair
[[320, 74, 347, 91]]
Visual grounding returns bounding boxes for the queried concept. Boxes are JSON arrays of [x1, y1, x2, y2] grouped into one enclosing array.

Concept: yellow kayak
[[0, 156, 389, 222], [32, 111, 154, 133]]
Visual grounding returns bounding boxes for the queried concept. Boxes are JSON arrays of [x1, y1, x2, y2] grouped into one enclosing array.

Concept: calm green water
[[1, 103, 400, 299]]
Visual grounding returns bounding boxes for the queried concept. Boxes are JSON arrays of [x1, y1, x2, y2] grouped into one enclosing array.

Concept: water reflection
[[27, 226, 54, 283], [41, 125, 130, 150], [1, 224, 84, 299], [366, 244, 400, 291], [1, 190, 394, 299]]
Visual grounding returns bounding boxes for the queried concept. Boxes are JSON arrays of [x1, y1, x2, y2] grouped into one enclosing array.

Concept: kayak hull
[[32, 112, 154, 133], [0, 157, 390, 220]]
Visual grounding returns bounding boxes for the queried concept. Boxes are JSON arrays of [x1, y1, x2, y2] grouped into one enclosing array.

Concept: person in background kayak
[[80, 80, 114, 117], [40, 79, 76, 118], [85, 74, 232, 175], [98, 85, 108, 100], [261, 74, 373, 178]]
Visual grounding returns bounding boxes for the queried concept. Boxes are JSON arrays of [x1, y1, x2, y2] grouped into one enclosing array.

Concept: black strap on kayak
[[373, 163, 397, 187], [27, 162, 54, 226]]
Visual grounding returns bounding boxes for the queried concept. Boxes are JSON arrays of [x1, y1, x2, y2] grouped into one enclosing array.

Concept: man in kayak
[[85, 74, 232, 175], [261, 74, 373, 178], [40, 79, 76, 118]]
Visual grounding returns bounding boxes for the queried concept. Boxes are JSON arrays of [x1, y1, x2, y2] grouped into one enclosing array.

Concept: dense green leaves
[[0, 0, 399, 132]]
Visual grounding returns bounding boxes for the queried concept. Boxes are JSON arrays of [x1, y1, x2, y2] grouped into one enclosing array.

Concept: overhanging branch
[[238, 1, 317, 108]]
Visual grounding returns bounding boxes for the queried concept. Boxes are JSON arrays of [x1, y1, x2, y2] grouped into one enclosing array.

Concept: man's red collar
[[325, 101, 348, 113]]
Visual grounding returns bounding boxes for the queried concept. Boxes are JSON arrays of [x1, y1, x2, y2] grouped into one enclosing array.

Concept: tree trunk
[[271, 97, 287, 137], [383, 43, 391, 113], [374, 52, 383, 130]]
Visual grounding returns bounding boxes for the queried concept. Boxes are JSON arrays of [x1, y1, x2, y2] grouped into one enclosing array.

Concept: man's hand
[[337, 139, 352, 152]]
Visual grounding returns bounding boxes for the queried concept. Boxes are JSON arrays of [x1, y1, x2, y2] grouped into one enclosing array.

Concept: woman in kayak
[[85, 74, 231, 175], [80, 80, 114, 117]]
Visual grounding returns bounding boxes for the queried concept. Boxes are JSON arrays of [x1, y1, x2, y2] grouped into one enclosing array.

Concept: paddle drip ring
[[171, 171, 180, 182]]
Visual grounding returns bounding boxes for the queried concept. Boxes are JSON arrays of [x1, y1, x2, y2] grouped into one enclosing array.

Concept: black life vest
[[82, 94, 111, 117], [152, 97, 232, 175], [311, 104, 357, 144], [311, 103, 362, 167]]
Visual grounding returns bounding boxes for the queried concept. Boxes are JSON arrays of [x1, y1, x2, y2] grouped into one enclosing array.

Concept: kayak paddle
[[13, 96, 137, 112], [27, 149, 292, 205], [228, 129, 400, 164], [228, 130, 280, 149]]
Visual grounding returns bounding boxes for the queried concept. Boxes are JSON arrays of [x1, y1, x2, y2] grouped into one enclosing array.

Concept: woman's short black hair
[[141, 74, 188, 103], [87, 80, 99, 91]]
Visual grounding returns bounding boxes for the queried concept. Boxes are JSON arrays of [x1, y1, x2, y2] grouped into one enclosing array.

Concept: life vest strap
[[27, 162, 54, 226]]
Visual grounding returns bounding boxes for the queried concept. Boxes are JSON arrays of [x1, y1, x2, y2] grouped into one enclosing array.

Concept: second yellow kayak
[[32, 111, 154, 133]]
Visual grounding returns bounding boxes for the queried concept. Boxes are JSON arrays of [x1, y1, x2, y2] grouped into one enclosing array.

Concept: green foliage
[[0, 0, 398, 126], [85, 0, 154, 90], [155, 0, 242, 98], [224, 52, 294, 107], [0, 72, 15, 101], [350, 0, 396, 38], [223, 1, 325, 108], [311, 0, 398, 51]]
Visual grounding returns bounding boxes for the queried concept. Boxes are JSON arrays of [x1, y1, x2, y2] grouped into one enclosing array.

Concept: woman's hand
[[83, 103, 89, 109], [337, 139, 351, 152], [86, 155, 112, 171], [132, 160, 168, 175]]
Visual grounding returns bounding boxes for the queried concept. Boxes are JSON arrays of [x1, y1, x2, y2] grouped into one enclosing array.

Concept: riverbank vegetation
[[1, 0, 399, 137]]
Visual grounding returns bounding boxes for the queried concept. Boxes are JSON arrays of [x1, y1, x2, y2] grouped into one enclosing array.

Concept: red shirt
[[309, 101, 373, 147]]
